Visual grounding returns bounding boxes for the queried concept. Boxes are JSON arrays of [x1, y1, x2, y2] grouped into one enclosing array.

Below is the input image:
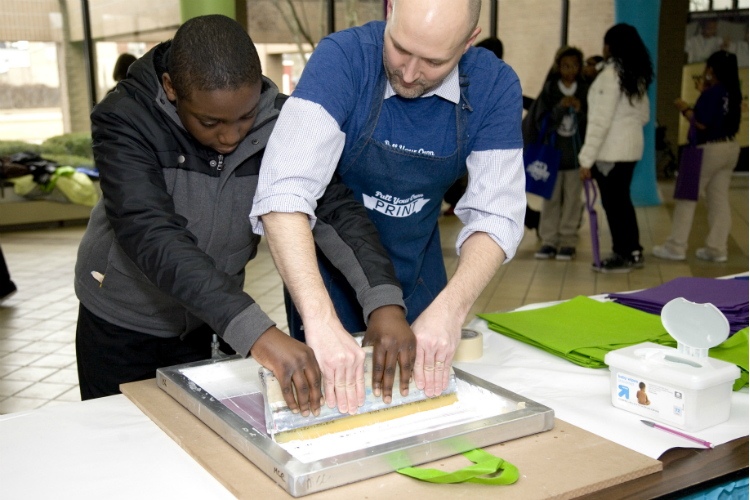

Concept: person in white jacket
[[579, 24, 653, 273]]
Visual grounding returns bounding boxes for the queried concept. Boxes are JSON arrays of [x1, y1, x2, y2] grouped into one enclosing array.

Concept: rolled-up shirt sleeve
[[250, 96, 346, 235], [454, 148, 526, 262]]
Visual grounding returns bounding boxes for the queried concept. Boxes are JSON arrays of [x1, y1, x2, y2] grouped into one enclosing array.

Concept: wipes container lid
[[605, 342, 739, 390], [605, 297, 740, 390]]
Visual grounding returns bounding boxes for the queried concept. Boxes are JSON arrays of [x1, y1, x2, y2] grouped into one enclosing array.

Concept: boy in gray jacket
[[75, 15, 414, 417]]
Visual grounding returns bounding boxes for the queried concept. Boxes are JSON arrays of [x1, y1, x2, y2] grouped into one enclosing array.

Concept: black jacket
[[522, 76, 588, 170], [74, 42, 403, 356]]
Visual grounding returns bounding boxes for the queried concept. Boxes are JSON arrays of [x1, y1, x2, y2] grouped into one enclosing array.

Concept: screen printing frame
[[156, 357, 555, 497]]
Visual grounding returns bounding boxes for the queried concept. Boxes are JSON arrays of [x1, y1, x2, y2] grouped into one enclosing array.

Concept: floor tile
[[0, 396, 47, 414], [0, 379, 34, 397], [4, 366, 58, 382], [14, 382, 74, 400], [42, 369, 79, 385], [7, 329, 55, 341], [55, 386, 82, 402], [0, 339, 32, 352], [28, 319, 75, 332], [0, 364, 19, 378], [16, 308, 67, 321], [0, 352, 46, 366], [40, 399, 73, 409], [29, 354, 76, 369], [42, 330, 76, 343], [16, 341, 66, 355]]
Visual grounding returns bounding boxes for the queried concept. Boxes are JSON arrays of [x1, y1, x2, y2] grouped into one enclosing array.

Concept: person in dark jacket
[[75, 15, 415, 416], [106, 53, 137, 95], [524, 46, 588, 260]]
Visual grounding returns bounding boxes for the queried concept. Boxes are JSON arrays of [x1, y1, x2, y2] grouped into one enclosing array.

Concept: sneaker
[[592, 254, 633, 273], [652, 245, 686, 261], [695, 248, 728, 263], [535, 245, 557, 259], [630, 250, 645, 269], [0, 280, 17, 303], [556, 247, 576, 261]]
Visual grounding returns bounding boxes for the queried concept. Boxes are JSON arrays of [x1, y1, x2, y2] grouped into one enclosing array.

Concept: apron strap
[[456, 62, 472, 177], [340, 66, 388, 175]]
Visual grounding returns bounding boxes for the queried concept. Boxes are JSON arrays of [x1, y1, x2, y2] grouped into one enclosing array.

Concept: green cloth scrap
[[479, 296, 676, 369], [397, 449, 519, 485], [710, 328, 749, 391], [479, 297, 749, 390]]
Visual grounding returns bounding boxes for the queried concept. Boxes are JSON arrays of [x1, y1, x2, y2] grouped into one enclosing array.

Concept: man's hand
[[261, 211, 367, 416], [250, 326, 322, 417], [362, 305, 416, 404], [410, 297, 462, 397], [304, 318, 366, 415], [579, 167, 592, 180], [411, 233, 505, 397]]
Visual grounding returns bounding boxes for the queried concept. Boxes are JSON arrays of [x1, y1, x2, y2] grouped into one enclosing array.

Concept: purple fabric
[[584, 178, 600, 269], [608, 277, 749, 334]]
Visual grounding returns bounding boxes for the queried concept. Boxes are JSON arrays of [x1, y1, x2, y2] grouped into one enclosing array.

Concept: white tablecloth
[[454, 299, 749, 460]]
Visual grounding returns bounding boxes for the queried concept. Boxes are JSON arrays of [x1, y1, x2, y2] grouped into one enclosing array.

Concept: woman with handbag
[[652, 51, 742, 263], [578, 24, 652, 273], [526, 46, 588, 261]]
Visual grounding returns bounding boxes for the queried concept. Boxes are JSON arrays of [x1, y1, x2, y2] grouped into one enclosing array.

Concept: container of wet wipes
[[604, 298, 740, 432]]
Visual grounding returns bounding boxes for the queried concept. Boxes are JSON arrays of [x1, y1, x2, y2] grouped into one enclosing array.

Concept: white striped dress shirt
[[250, 65, 526, 261]]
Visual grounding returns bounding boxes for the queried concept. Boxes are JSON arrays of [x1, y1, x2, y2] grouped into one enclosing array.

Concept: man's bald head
[[384, 0, 482, 98], [391, 0, 481, 45]]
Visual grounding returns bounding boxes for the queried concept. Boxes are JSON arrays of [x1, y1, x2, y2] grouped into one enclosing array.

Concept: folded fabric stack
[[478, 296, 676, 369], [608, 277, 749, 336]]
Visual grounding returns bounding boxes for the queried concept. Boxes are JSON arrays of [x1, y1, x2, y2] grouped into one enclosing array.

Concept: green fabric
[[397, 449, 519, 485], [55, 171, 99, 207], [710, 328, 749, 391], [478, 296, 676, 369], [479, 297, 748, 390], [41, 166, 76, 192], [8, 175, 36, 196]]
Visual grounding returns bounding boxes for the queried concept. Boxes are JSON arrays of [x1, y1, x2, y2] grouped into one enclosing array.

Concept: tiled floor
[[0, 177, 747, 415]]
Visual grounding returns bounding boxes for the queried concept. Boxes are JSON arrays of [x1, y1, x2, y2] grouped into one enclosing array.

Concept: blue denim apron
[[287, 65, 472, 340]]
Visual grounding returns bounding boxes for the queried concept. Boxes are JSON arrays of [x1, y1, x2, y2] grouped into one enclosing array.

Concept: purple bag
[[674, 118, 702, 201], [584, 178, 601, 269]]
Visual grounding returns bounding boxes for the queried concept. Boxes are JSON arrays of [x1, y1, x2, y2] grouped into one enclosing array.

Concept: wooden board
[[121, 378, 662, 500]]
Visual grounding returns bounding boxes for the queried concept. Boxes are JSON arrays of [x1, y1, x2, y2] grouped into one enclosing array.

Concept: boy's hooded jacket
[[75, 42, 404, 357]]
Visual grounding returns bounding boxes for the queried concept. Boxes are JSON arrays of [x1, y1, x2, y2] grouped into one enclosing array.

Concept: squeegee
[[260, 346, 459, 443]]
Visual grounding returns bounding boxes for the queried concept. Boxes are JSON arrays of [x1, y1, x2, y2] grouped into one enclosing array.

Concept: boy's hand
[[362, 305, 416, 404], [251, 326, 323, 417], [570, 97, 581, 112]]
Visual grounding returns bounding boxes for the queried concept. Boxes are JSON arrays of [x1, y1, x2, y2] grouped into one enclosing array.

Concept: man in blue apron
[[251, 0, 525, 416]]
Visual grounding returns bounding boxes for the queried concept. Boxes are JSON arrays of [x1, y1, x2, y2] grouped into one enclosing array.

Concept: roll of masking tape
[[453, 328, 483, 362]]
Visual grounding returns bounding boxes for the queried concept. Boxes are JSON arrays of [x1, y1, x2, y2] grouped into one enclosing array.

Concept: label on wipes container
[[615, 373, 686, 426]]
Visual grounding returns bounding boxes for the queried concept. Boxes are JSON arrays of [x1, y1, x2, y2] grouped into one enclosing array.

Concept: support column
[[560, 0, 569, 47], [657, 0, 689, 168], [58, 0, 91, 133], [615, 0, 662, 207], [490, 0, 498, 39]]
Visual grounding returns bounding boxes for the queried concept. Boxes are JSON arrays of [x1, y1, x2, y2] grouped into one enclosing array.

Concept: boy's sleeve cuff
[[362, 284, 407, 326], [222, 303, 277, 357]]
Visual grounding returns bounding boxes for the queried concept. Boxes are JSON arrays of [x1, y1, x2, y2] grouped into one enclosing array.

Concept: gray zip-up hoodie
[[75, 42, 404, 357]]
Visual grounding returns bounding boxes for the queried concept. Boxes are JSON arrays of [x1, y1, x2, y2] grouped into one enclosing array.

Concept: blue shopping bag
[[524, 116, 561, 200]]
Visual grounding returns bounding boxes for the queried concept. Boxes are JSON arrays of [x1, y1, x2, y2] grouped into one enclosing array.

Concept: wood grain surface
[[579, 436, 748, 499], [122, 378, 663, 500]]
